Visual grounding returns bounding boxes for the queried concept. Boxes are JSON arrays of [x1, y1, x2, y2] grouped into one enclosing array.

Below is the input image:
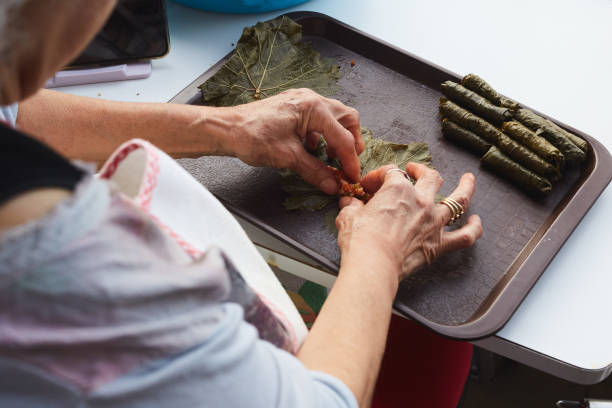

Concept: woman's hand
[[224, 88, 363, 194], [335, 162, 482, 281]]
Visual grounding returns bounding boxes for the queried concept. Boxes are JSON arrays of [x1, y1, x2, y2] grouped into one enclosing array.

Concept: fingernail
[[320, 178, 338, 194]]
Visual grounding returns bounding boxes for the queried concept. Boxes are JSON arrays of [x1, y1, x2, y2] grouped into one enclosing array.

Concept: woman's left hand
[[336, 163, 483, 280], [221, 88, 363, 194]]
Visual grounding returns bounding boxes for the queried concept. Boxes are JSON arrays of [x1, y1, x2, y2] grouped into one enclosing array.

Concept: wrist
[[187, 105, 244, 157], [340, 244, 400, 295]]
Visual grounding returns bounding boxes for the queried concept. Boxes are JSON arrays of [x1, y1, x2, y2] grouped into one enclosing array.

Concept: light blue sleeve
[[0, 104, 18, 127], [91, 304, 358, 408]]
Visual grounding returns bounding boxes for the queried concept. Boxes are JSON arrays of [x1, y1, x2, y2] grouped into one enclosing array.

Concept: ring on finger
[[440, 197, 465, 226], [385, 168, 413, 182]]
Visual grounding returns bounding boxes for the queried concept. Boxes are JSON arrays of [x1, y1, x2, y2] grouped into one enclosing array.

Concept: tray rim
[[169, 11, 612, 340]]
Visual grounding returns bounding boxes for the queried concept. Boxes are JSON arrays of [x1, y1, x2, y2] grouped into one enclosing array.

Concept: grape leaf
[[359, 128, 431, 175], [199, 16, 341, 106], [280, 127, 432, 212]]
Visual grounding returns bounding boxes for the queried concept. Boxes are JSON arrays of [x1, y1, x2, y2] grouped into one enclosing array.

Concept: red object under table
[[371, 314, 473, 408]]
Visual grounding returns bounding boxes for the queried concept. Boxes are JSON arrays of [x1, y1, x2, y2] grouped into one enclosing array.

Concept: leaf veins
[[199, 16, 341, 106]]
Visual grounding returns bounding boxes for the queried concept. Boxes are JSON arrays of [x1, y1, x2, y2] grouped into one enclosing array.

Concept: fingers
[[339, 195, 363, 210], [360, 164, 397, 194], [351, 124, 365, 155], [305, 131, 322, 151], [325, 98, 364, 154], [362, 163, 440, 196], [435, 173, 476, 226], [305, 94, 362, 183], [314, 112, 361, 182], [291, 148, 339, 195], [439, 215, 483, 253], [405, 162, 443, 198]]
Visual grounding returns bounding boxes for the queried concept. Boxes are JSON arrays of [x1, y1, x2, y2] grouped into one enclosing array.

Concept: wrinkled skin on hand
[[227, 88, 363, 194], [336, 162, 483, 280]]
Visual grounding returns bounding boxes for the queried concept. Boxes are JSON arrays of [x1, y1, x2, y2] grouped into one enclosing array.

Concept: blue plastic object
[[171, 0, 309, 14]]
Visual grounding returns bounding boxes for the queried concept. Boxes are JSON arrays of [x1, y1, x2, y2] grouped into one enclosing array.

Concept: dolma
[[439, 98, 500, 144], [558, 128, 588, 153], [497, 133, 560, 182], [502, 120, 564, 167], [533, 127, 585, 166], [461, 73, 519, 109], [481, 146, 552, 195], [441, 81, 513, 125], [441, 119, 491, 156], [514, 108, 588, 163]]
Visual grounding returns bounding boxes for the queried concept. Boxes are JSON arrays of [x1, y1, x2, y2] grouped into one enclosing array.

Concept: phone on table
[[69, 0, 169, 68]]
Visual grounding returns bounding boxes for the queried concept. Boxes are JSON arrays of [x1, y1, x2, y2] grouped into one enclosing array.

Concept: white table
[[58, 0, 612, 384]]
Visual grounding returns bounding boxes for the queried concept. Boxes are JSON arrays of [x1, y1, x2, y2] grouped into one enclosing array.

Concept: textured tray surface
[[178, 35, 581, 326]]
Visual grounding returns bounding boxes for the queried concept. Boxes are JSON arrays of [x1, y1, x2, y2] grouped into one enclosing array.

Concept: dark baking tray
[[170, 12, 612, 340]]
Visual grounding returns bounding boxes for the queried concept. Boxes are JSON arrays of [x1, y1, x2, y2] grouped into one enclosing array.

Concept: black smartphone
[[70, 0, 169, 68]]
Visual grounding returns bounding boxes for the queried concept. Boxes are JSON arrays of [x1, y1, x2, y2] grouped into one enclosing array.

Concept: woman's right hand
[[335, 162, 482, 281]]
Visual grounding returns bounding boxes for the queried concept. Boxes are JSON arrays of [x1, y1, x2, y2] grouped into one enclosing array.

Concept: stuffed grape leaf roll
[[439, 98, 500, 144], [502, 120, 564, 168], [441, 119, 492, 156], [481, 146, 553, 195], [441, 81, 513, 125], [461, 73, 519, 109], [514, 108, 587, 164], [497, 133, 560, 182]]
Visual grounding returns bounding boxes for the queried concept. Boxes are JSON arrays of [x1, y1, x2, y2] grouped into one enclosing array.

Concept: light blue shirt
[[0, 104, 18, 127], [0, 175, 357, 408]]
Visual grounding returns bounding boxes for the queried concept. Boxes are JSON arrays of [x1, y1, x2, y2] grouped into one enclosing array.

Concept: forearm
[[297, 251, 399, 407], [17, 89, 240, 163]]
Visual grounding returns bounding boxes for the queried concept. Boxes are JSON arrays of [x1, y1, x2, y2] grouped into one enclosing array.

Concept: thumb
[[335, 196, 363, 248], [291, 148, 339, 195], [339, 195, 363, 209]]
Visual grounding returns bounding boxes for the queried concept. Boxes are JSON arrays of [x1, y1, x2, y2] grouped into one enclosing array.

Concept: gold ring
[[440, 197, 465, 225], [385, 168, 412, 182]]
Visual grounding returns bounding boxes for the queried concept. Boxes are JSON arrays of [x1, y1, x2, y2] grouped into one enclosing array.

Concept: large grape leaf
[[199, 16, 340, 106], [280, 127, 432, 212], [359, 128, 431, 175]]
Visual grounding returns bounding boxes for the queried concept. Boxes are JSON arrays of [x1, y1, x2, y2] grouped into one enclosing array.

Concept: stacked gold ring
[[440, 197, 465, 225]]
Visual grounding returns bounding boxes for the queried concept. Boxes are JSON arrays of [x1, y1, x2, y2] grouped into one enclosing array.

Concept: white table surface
[[57, 0, 612, 382]]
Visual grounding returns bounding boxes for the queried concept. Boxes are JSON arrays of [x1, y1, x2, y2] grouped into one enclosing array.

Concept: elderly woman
[[0, 1, 482, 407]]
